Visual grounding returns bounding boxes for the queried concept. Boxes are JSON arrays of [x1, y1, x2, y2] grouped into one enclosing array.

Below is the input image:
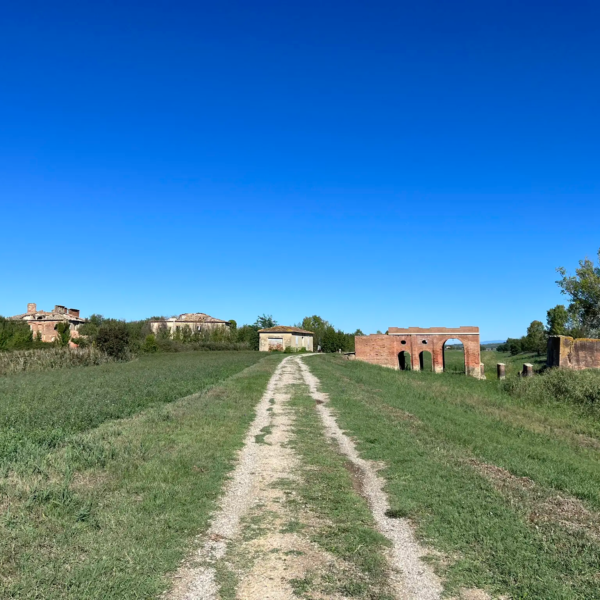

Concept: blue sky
[[1, 1, 598, 339]]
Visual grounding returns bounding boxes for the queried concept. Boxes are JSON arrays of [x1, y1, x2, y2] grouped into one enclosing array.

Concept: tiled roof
[[152, 313, 230, 324], [258, 326, 314, 335], [10, 311, 85, 323]]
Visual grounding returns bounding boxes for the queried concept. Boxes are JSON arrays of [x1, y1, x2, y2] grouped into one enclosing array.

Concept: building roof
[[151, 313, 230, 324], [258, 326, 314, 335], [10, 309, 85, 323]]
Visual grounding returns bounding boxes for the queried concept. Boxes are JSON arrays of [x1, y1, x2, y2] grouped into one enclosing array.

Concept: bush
[[502, 367, 600, 410], [141, 334, 159, 353], [96, 322, 131, 360], [0, 317, 34, 351]]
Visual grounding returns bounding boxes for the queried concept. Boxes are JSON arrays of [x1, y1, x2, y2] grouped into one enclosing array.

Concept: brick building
[[355, 326, 482, 378], [149, 313, 231, 336], [259, 326, 314, 352], [10, 303, 85, 343]]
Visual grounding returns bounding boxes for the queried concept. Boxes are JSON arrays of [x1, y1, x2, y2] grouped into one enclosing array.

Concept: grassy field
[[407, 347, 546, 378], [0, 351, 281, 598], [306, 355, 600, 599]]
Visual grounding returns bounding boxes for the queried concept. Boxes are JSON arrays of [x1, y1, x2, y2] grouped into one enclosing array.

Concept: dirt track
[[167, 356, 443, 600]]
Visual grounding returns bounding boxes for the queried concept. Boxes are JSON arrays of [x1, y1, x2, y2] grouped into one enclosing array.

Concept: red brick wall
[[355, 327, 481, 377], [29, 320, 81, 343]]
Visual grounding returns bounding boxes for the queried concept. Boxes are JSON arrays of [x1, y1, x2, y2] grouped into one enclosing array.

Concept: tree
[[321, 326, 339, 353], [546, 304, 569, 336], [0, 317, 33, 350], [507, 338, 523, 355], [236, 324, 259, 350], [96, 321, 130, 360], [299, 316, 331, 351], [524, 320, 546, 355], [141, 334, 158, 353], [55, 322, 71, 347], [556, 249, 600, 337], [254, 314, 277, 329], [354, 329, 364, 336]]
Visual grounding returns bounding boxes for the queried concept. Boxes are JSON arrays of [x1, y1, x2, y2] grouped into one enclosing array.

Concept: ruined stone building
[[259, 326, 314, 352], [10, 303, 85, 343], [149, 313, 231, 336], [547, 335, 600, 370], [355, 326, 482, 378]]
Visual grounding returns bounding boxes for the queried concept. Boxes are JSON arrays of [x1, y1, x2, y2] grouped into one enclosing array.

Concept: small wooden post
[[497, 363, 506, 379], [523, 363, 534, 377]]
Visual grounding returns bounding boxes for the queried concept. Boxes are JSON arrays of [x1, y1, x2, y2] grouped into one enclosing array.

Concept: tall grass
[[503, 367, 600, 409], [0, 346, 116, 377]]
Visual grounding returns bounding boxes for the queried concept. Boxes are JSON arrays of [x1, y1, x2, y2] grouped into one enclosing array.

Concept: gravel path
[[297, 357, 443, 600], [167, 355, 445, 600]]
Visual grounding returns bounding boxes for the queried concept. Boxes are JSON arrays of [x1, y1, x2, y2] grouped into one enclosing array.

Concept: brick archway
[[355, 327, 482, 378]]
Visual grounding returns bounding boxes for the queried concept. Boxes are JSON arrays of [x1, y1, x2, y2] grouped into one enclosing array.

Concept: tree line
[[0, 311, 364, 359]]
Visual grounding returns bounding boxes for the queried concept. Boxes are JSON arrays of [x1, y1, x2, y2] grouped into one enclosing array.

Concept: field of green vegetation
[[0, 351, 282, 598], [307, 354, 600, 599]]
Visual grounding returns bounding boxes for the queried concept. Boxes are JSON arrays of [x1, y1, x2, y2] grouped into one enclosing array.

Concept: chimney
[[68, 308, 80, 318], [27, 303, 37, 314], [54, 305, 67, 314]]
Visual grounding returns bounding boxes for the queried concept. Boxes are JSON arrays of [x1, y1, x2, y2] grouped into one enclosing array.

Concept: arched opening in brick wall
[[443, 339, 465, 374], [398, 351, 411, 371], [419, 350, 433, 372]]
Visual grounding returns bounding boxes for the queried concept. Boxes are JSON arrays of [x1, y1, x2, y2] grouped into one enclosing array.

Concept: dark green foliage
[[96, 321, 130, 360], [254, 314, 277, 329], [546, 304, 570, 336], [0, 317, 33, 351], [503, 367, 600, 410], [55, 322, 71, 347], [236, 324, 259, 350], [299, 316, 355, 353], [556, 248, 600, 337], [524, 320, 546, 355], [141, 334, 158, 353]]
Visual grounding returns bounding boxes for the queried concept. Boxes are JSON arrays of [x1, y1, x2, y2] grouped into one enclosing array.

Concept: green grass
[[0, 351, 262, 473], [306, 355, 600, 599], [0, 352, 281, 599], [287, 390, 395, 599], [480, 349, 547, 378]]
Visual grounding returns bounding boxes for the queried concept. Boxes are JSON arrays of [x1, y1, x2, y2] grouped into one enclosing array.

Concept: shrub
[[502, 367, 600, 410], [0, 317, 33, 351], [96, 322, 131, 360], [141, 334, 159, 353], [55, 322, 71, 347]]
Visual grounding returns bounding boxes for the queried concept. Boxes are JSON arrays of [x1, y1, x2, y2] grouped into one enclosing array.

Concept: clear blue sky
[[1, 1, 599, 340]]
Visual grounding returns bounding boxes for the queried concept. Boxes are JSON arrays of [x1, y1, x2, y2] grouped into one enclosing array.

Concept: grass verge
[[0, 353, 282, 599], [306, 355, 600, 599], [288, 388, 395, 599]]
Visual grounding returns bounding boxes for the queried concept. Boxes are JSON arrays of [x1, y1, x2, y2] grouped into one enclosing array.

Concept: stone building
[[259, 326, 314, 352], [547, 335, 600, 370], [149, 313, 230, 336], [10, 303, 85, 343], [355, 326, 482, 378]]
